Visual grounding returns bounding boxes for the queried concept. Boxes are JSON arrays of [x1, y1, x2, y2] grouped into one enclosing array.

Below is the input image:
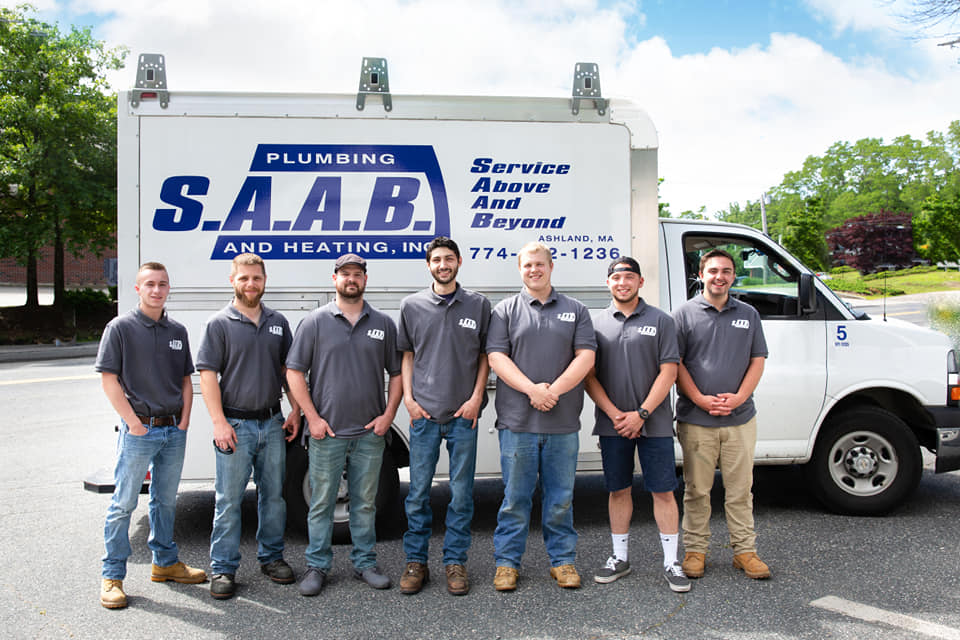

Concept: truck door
[[666, 229, 828, 461]]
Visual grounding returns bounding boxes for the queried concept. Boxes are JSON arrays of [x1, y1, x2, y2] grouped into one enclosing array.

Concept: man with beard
[[584, 257, 689, 593], [397, 237, 490, 596], [287, 254, 403, 596], [197, 253, 301, 599]]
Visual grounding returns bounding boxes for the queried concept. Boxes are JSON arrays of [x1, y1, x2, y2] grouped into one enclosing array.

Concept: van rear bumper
[[925, 406, 960, 473]]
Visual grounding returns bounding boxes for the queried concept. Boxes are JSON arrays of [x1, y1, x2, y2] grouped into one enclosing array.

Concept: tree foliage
[[0, 4, 126, 308], [826, 210, 915, 273], [782, 197, 829, 271], [913, 193, 960, 263]]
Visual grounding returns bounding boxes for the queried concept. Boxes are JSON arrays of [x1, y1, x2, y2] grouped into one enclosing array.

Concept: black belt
[[135, 414, 177, 427], [223, 403, 281, 421]]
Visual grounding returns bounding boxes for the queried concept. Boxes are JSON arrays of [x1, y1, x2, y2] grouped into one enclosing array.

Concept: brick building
[[0, 244, 117, 288]]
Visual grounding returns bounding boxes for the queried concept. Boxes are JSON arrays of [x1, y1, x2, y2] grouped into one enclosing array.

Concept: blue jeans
[[102, 420, 187, 579], [493, 429, 579, 569], [403, 417, 478, 565], [210, 414, 287, 574], [304, 431, 384, 571]]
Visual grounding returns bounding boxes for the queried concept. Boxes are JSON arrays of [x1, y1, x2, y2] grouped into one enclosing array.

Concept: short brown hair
[[699, 248, 735, 273], [517, 241, 553, 266], [231, 253, 266, 277]]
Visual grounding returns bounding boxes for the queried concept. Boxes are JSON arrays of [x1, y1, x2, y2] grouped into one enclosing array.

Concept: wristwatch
[[637, 408, 650, 420]]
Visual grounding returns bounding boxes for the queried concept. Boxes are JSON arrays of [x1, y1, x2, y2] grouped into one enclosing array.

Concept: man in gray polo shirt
[[673, 248, 770, 580], [486, 241, 596, 591], [397, 236, 490, 596], [96, 261, 206, 609], [585, 257, 690, 593], [286, 254, 402, 596], [197, 253, 301, 599]]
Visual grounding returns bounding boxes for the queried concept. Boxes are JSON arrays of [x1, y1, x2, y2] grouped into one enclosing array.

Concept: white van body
[[99, 72, 960, 529]]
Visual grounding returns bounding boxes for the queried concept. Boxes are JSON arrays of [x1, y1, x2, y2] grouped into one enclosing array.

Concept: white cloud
[[802, 0, 903, 34]]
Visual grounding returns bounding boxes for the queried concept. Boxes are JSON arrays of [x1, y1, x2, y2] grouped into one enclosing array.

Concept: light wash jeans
[[403, 417, 478, 565], [102, 420, 186, 579], [210, 414, 287, 575], [304, 431, 384, 571], [493, 429, 579, 569]]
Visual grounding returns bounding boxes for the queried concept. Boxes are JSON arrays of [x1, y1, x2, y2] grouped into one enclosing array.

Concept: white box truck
[[87, 56, 960, 536]]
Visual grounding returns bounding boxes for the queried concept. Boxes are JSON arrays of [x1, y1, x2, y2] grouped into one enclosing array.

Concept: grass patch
[[825, 267, 960, 298]]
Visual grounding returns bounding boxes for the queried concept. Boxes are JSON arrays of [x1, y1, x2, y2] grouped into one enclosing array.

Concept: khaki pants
[[677, 417, 757, 555]]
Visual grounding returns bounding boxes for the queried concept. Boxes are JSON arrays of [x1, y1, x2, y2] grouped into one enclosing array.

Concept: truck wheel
[[283, 440, 403, 542], [806, 406, 921, 516]]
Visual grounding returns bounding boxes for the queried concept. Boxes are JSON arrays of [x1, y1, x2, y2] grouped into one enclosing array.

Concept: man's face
[[607, 269, 643, 303], [700, 256, 735, 298], [519, 249, 553, 293], [333, 265, 367, 300], [230, 263, 266, 308], [428, 247, 461, 286], [135, 268, 170, 311]]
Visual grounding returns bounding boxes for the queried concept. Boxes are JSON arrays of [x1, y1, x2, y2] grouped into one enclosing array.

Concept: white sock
[[660, 533, 679, 567], [612, 533, 629, 562]]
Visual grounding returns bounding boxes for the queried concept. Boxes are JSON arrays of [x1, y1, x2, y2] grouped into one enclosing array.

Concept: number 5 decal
[[836, 325, 847, 341]]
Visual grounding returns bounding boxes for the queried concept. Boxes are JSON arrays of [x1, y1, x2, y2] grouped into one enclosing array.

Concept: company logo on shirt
[[367, 329, 385, 341], [168, 339, 183, 351], [637, 325, 657, 336], [557, 312, 576, 322], [268, 324, 283, 336], [732, 319, 750, 329], [458, 318, 478, 330]]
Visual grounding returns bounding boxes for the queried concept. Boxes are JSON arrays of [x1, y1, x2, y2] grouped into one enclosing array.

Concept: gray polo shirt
[[672, 294, 768, 427], [486, 287, 596, 434], [591, 299, 680, 438], [398, 284, 491, 424], [286, 300, 401, 438], [196, 302, 292, 412], [95, 308, 194, 417]]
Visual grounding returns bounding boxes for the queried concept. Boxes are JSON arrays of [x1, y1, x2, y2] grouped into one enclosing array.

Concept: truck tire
[[283, 439, 403, 542], [806, 406, 921, 516]]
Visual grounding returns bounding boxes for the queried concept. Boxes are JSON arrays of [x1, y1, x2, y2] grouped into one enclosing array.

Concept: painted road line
[[811, 596, 960, 640], [0, 374, 99, 386]]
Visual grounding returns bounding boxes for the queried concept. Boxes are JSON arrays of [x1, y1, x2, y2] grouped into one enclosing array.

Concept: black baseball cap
[[607, 256, 641, 277], [334, 253, 367, 273]]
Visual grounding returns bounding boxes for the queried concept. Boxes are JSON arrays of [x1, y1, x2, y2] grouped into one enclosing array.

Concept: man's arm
[[179, 375, 193, 430], [366, 374, 403, 436], [487, 351, 558, 411], [612, 362, 678, 438], [200, 369, 234, 447], [101, 372, 146, 435], [280, 367, 301, 442], [547, 348, 595, 396], [286, 368, 335, 439], [585, 369, 620, 421], [716, 356, 765, 412], [401, 351, 431, 422], [453, 353, 489, 428], [677, 361, 730, 416]]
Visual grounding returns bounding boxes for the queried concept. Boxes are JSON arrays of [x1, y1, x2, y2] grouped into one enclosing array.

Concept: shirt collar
[[519, 286, 557, 306], [608, 297, 647, 320], [133, 307, 168, 327]]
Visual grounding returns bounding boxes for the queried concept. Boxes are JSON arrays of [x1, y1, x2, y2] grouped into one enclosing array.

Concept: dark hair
[[425, 236, 460, 261], [699, 248, 735, 273]]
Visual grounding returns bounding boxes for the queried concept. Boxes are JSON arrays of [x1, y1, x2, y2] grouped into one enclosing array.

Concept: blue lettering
[[222, 177, 272, 231], [364, 177, 419, 231], [153, 176, 209, 231], [293, 177, 342, 231], [470, 157, 493, 174]]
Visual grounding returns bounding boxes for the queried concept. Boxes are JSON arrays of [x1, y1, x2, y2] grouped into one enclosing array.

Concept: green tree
[[781, 197, 828, 271], [0, 4, 125, 309], [914, 194, 960, 264]]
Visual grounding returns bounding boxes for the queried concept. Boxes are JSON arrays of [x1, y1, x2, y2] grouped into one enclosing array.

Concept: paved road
[[2, 357, 960, 640]]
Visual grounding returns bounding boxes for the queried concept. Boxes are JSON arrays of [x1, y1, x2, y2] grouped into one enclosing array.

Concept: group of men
[[96, 237, 770, 609]]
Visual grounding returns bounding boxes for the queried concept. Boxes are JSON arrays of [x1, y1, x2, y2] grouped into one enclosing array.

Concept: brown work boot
[[733, 552, 771, 579], [399, 562, 429, 594], [493, 566, 519, 591], [151, 561, 208, 584], [100, 578, 127, 609], [445, 564, 469, 596], [681, 552, 705, 578], [549, 564, 581, 589]]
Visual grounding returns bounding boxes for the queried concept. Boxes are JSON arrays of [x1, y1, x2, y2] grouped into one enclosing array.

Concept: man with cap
[[673, 248, 770, 580], [486, 241, 596, 591], [584, 257, 690, 593], [197, 252, 301, 599], [96, 261, 206, 609], [397, 236, 490, 596], [286, 253, 403, 596]]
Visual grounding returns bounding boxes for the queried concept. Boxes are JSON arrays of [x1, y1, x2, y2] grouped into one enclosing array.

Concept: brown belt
[[135, 414, 177, 427]]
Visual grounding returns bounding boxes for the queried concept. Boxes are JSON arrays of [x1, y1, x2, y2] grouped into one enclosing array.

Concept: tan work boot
[[100, 578, 127, 609], [681, 551, 705, 578], [151, 561, 208, 584], [493, 566, 519, 591], [399, 562, 429, 594], [549, 564, 581, 588], [445, 564, 469, 596], [733, 552, 771, 579]]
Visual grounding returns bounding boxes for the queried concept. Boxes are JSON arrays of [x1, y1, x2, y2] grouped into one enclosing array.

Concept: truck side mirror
[[799, 273, 817, 315]]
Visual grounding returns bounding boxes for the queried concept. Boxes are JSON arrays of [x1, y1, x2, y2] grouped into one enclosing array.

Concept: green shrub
[[64, 288, 112, 314]]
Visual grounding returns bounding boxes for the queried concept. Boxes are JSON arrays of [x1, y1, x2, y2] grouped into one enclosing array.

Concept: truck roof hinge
[[130, 53, 169, 109], [356, 57, 392, 112], [571, 62, 607, 117]]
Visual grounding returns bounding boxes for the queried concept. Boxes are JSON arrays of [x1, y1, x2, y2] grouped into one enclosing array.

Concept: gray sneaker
[[354, 565, 392, 590], [664, 562, 691, 592], [298, 567, 327, 597], [594, 556, 631, 583]]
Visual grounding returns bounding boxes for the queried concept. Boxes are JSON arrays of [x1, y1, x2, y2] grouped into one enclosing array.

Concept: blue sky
[[5, 0, 958, 215]]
